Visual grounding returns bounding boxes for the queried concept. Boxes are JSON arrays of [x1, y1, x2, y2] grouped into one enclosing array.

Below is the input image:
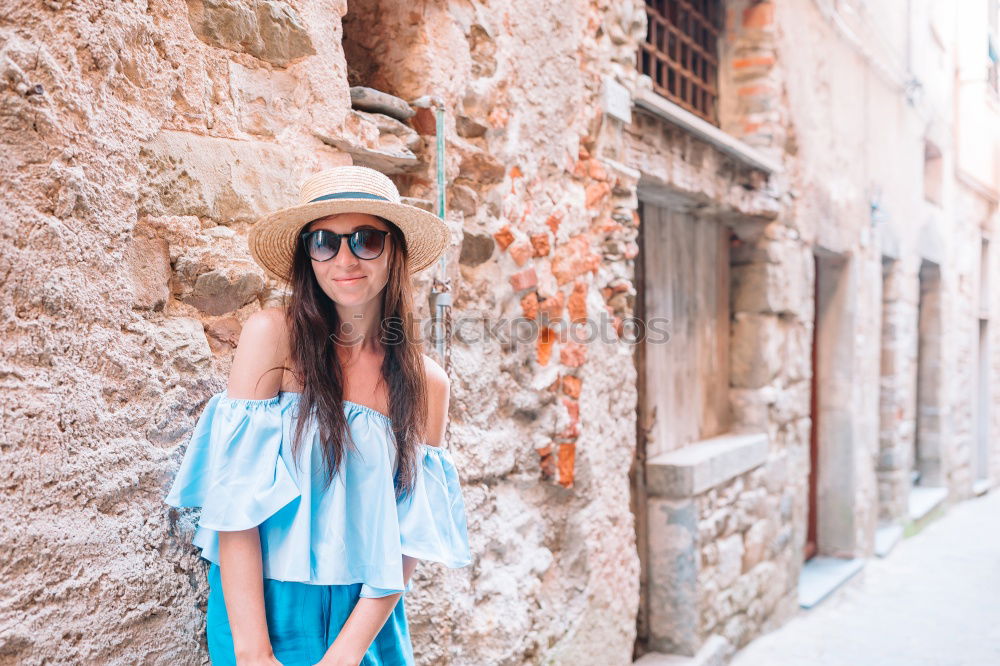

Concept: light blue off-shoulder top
[[164, 391, 473, 598]]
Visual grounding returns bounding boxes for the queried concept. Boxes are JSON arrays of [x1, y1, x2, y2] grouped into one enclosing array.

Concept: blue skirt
[[206, 563, 415, 665]]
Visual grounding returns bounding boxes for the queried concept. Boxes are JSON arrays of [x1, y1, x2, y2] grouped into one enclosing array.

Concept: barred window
[[638, 0, 724, 125]]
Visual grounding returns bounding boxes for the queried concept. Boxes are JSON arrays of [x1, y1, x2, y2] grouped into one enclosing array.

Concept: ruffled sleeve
[[359, 443, 473, 599], [397, 444, 473, 566], [164, 393, 301, 531]]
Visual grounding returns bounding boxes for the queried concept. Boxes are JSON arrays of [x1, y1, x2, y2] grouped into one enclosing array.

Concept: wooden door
[[632, 200, 731, 657]]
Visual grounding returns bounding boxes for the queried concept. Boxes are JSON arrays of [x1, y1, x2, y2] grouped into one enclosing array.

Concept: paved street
[[730, 489, 1000, 666]]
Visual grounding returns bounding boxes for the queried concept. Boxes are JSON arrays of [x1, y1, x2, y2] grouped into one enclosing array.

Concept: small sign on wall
[[602, 76, 632, 124]]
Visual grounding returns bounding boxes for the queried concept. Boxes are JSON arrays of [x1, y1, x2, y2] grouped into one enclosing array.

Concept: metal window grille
[[638, 0, 724, 125]]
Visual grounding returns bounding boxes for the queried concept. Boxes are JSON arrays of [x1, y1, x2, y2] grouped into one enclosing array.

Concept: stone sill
[[633, 85, 784, 176], [874, 523, 904, 558], [633, 635, 733, 665], [908, 485, 947, 522], [646, 431, 769, 499], [798, 556, 865, 609]]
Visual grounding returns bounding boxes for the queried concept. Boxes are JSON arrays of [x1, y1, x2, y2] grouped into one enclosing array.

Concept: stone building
[[1, 0, 998, 665]]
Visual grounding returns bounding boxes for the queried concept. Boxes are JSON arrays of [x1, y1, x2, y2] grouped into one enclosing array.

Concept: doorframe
[[630, 199, 651, 658], [808, 248, 864, 559]]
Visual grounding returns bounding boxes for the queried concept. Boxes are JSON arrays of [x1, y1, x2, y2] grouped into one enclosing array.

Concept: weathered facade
[[2, 0, 998, 665], [627, 1, 1000, 662]]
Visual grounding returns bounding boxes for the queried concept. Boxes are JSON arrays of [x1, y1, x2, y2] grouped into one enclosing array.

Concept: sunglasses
[[300, 228, 389, 262]]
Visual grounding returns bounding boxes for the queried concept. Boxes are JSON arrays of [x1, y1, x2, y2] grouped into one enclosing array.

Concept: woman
[[165, 165, 472, 666]]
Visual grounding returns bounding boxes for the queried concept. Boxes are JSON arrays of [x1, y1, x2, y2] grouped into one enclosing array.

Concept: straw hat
[[248, 165, 449, 283]]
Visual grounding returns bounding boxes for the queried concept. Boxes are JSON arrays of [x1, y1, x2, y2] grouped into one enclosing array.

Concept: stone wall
[[1, 0, 653, 664], [2, 0, 368, 662], [4, 0, 999, 664], [644, 435, 799, 656], [877, 258, 920, 523], [628, 0, 999, 661], [696, 465, 796, 649]]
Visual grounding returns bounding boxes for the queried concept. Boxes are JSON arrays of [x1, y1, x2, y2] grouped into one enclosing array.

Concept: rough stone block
[[182, 266, 264, 315], [459, 231, 495, 267], [716, 534, 744, 588], [731, 313, 782, 388], [186, 0, 316, 67], [139, 130, 299, 223], [126, 227, 171, 311], [647, 497, 700, 655], [741, 520, 770, 572]]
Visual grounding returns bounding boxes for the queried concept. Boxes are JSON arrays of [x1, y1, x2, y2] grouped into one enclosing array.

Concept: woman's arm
[[218, 309, 289, 664], [320, 555, 420, 665], [319, 356, 451, 666], [218, 529, 282, 664]]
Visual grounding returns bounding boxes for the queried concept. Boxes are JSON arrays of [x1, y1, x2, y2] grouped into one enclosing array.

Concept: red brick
[[538, 291, 565, 322], [545, 211, 563, 235], [737, 84, 774, 98], [410, 107, 437, 135], [494, 225, 515, 250], [585, 180, 611, 209], [509, 267, 538, 291], [521, 291, 539, 320], [568, 281, 588, 323], [530, 232, 551, 257], [508, 239, 534, 266], [588, 159, 607, 181], [552, 234, 601, 285], [557, 442, 576, 488], [559, 341, 587, 367], [562, 375, 582, 399], [732, 55, 776, 69], [537, 326, 556, 365], [742, 1, 774, 29]]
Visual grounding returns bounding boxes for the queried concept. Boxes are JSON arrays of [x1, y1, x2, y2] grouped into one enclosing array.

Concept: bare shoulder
[[422, 353, 450, 393], [237, 307, 291, 362], [421, 353, 450, 445], [227, 307, 290, 399]]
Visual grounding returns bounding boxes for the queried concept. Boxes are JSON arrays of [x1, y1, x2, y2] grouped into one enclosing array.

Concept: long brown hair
[[278, 215, 428, 500]]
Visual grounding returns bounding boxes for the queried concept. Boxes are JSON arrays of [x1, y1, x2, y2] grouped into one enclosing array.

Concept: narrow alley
[[730, 490, 1000, 666]]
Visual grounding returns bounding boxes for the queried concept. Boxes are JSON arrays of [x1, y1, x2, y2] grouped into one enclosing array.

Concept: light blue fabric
[[206, 562, 414, 666], [164, 391, 473, 598]]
